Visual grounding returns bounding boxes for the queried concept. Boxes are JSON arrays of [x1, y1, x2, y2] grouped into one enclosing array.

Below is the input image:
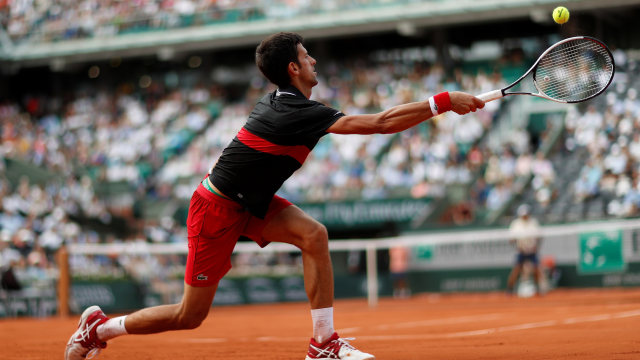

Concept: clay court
[[2, 287, 639, 359]]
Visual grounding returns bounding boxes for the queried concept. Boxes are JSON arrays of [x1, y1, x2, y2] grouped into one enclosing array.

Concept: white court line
[[613, 309, 640, 318], [563, 314, 611, 324], [562, 309, 640, 324], [494, 320, 558, 333], [343, 320, 560, 341], [353, 309, 640, 341], [183, 309, 640, 343], [340, 313, 505, 334]]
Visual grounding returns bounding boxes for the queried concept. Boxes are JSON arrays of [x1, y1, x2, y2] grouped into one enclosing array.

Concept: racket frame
[[477, 36, 615, 104]]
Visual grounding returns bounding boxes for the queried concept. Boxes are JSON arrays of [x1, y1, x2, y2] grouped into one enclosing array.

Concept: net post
[[366, 244, 378, 308], [56, 245, 70, 317]]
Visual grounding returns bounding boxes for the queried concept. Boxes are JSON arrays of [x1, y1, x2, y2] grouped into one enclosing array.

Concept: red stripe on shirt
[[236, 127, 310, 164]]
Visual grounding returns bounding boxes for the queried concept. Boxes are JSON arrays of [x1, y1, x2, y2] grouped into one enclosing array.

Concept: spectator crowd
[[4, 0, 427, 44], [566, 49, 640, 218]]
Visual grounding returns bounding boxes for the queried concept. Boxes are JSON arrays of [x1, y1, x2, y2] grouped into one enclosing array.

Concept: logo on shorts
[[197, 274, 208, 281]]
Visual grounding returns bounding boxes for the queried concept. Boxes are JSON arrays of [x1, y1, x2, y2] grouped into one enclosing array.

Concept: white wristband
[[428, 96, 439, 115]]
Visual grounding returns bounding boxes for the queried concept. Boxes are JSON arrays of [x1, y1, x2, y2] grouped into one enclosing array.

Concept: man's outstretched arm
[[327, 91, 484, 135]]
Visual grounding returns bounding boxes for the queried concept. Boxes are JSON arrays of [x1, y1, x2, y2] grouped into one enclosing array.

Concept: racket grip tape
[[428, 92, 452, 115], [477, 89, 504, 102]]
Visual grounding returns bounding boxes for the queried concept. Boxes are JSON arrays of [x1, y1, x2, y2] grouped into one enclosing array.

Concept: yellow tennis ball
[[553, 6, 570, 24]]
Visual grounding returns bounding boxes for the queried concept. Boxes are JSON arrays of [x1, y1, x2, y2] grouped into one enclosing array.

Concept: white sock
[[311, 307, 334, 344], [96, 316, 128, 341]]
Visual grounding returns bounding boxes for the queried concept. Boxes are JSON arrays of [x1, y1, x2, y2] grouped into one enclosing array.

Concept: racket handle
[[476, 89, 504, 102]]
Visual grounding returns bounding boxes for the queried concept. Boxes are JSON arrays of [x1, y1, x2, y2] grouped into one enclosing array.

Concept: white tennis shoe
[[64, 305, 109, 360], [305, 332, 375, 360]]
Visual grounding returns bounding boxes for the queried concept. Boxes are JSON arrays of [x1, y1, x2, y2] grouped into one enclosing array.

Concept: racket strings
[[535, 39, 614, 102], [539, 44, 610, 99], [537, 42, 612, 100]]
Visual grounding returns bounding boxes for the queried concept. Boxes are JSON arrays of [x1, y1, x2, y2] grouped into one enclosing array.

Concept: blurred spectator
[[531, 151, 556, 207], [486, 179, 513, 211], [0, 231, 23, 291], [574, 158, 603, 202], [514, 150, 533, 178], [506, 204, 545, 296], [604, 144, 628, 175], [389, 245, 411, 299]]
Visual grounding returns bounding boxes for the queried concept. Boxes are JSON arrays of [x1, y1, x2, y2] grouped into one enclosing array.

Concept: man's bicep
[[326, 114, 379, 135]]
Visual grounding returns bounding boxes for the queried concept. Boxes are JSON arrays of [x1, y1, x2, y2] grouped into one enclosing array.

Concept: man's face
[[295, 43, 318, 87]]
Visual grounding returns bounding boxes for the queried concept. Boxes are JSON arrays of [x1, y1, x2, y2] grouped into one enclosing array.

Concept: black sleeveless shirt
[[210, 85, 344, 218]]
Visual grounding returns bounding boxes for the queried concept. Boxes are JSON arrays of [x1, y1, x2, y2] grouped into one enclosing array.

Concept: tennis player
[[65, 32, 484, 360]]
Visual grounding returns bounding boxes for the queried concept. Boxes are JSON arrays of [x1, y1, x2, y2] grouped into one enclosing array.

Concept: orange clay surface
[[1, 288, 640, 360]]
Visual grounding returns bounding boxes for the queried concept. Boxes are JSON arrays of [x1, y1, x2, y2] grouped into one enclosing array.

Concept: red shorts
[[184, 182, 292, 287]]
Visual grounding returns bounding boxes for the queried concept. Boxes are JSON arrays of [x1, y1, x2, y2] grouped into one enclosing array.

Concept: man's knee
[[298, 221, 329, 254], [174, 303, 210, 330]]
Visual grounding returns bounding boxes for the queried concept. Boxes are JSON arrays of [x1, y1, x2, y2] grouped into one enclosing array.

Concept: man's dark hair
[[256, 32, 303, 88]]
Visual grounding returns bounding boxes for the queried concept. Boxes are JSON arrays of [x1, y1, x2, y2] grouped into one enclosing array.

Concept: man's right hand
[[449, 91, 485, 115]]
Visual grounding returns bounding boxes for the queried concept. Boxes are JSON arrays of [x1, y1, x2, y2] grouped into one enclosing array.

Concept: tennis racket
[[477, 36, 615, 103]]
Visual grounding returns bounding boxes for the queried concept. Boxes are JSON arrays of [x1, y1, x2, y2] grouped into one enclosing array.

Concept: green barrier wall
[[3, 262, 639, 318], [58, 262, 640, 314]]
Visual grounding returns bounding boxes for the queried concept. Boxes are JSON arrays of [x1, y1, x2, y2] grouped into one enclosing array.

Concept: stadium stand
[[3, 0, 462, 44]]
